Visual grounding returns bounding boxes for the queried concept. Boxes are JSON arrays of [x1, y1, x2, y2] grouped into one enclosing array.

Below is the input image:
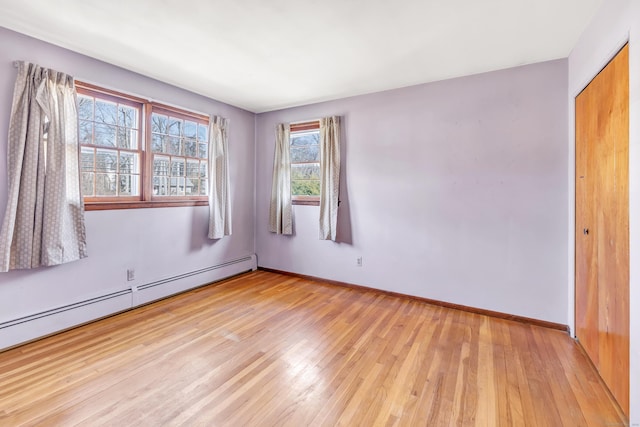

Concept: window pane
[[95, 173, 117, 196], [198, 143, 208, 159], [95, 123, 117, 147], [81, 172, 94, 196], [152, 113, 167, 133], [197, 124, 208, 142], [184, 120, 197, 139], [171, 159, 185, 177], [291, 145, 320, 162], [153, 176, 169, 196], [199, 162, 208, 178], [291, 132, 319, 146], [171, 177, 185, 195], [95, 100, 117, 125], [292, 180, 320, 196], [185, 178, 197, 195], [199, 179, 208, 195], [119, 152, 139, 174], [79, 120, 93, 144], [96, 149, 118, 172], [168, 117, 182, 136], [78, 96, 94, 121], [184, 140, 197, 157], [168, 137, 182, 156], [291, 163, 320, 180], [186, 159, 200, 177], [152, 134, 165, 153], [154, 156, 170, 176], [119, 175, 136, 196], [118, 105, 137, 129], [118, 128, 138, 149], [80, 147, 94, 171]]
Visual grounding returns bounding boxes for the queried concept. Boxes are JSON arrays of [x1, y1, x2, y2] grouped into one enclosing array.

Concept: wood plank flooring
[[0, 271, 626, 426]]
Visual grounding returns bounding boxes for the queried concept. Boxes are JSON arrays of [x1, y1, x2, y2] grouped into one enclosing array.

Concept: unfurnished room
[[0, 0, 638, 425]]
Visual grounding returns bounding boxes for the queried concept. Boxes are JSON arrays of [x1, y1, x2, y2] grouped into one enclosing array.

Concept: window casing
[[76, 82, 209, 210], [290, 121, 320, 206]]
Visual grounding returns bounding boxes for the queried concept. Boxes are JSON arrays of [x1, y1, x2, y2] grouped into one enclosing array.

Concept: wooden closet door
[[575, 44, 629, 417]]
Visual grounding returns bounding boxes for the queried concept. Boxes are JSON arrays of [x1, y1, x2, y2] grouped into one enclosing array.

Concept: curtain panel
[[0, 62, 87, 272], [269, 123, 293, 235], [207, 115, 232, 239], [319, 116, 341, 241]]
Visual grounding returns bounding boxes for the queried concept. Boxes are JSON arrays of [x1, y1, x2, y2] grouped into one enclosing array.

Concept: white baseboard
[[135, 256, 255, 306], [0, 255, 257, 351]]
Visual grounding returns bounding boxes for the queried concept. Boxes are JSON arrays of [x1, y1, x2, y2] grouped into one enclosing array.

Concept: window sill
[[84, 200, 208, 211], [292, 198, 319, 206]]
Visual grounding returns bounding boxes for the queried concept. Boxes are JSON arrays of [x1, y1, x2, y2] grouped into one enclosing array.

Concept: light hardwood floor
[[0, 271, 626, 426]]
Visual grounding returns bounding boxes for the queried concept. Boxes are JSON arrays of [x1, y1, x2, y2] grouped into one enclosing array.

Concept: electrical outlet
[[356, 257, 363, 267], [127, 269, 135, 281]]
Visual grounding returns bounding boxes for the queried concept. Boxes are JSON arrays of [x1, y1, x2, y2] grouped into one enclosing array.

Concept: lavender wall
[[255, 59, 568, 324], [0, 28, 255, 329], [568, 0, 639, 423]]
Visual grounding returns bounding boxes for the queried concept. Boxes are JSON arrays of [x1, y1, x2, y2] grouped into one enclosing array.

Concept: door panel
[[575, 82, 598, 366], [575, 44, 629, 417]]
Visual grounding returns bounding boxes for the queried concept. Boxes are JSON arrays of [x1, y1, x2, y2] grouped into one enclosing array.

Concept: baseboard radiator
[[0, 255, 257, 351]]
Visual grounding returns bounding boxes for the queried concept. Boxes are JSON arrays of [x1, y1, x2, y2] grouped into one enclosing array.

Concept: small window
[[290, 121, 320, 205], [76, 82, 210, 210]]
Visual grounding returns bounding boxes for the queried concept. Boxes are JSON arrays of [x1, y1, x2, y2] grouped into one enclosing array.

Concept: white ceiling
[[0, 0, 603, 113]]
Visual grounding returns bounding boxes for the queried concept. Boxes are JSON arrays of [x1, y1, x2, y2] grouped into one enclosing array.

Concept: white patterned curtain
[[0, 62, 87, 272], [207, 115, 232, 239], [269, 123, 293, 235], [319, 116, 340, 240]]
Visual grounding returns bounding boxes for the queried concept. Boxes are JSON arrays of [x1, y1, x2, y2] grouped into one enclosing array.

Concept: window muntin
[[76, 82, 209, 209], [290, 121, 320, 205]]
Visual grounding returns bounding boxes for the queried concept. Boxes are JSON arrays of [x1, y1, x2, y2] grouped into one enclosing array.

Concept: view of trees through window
[[290, 130, 320, 198], [78, 94, 141, 198], [151, 111, 208, 196], [76, 83, 210, 206]]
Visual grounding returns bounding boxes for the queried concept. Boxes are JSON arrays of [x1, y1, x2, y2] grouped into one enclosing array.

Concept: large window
[[290, 121, 320, 205], [76, 82, 209, 210]]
